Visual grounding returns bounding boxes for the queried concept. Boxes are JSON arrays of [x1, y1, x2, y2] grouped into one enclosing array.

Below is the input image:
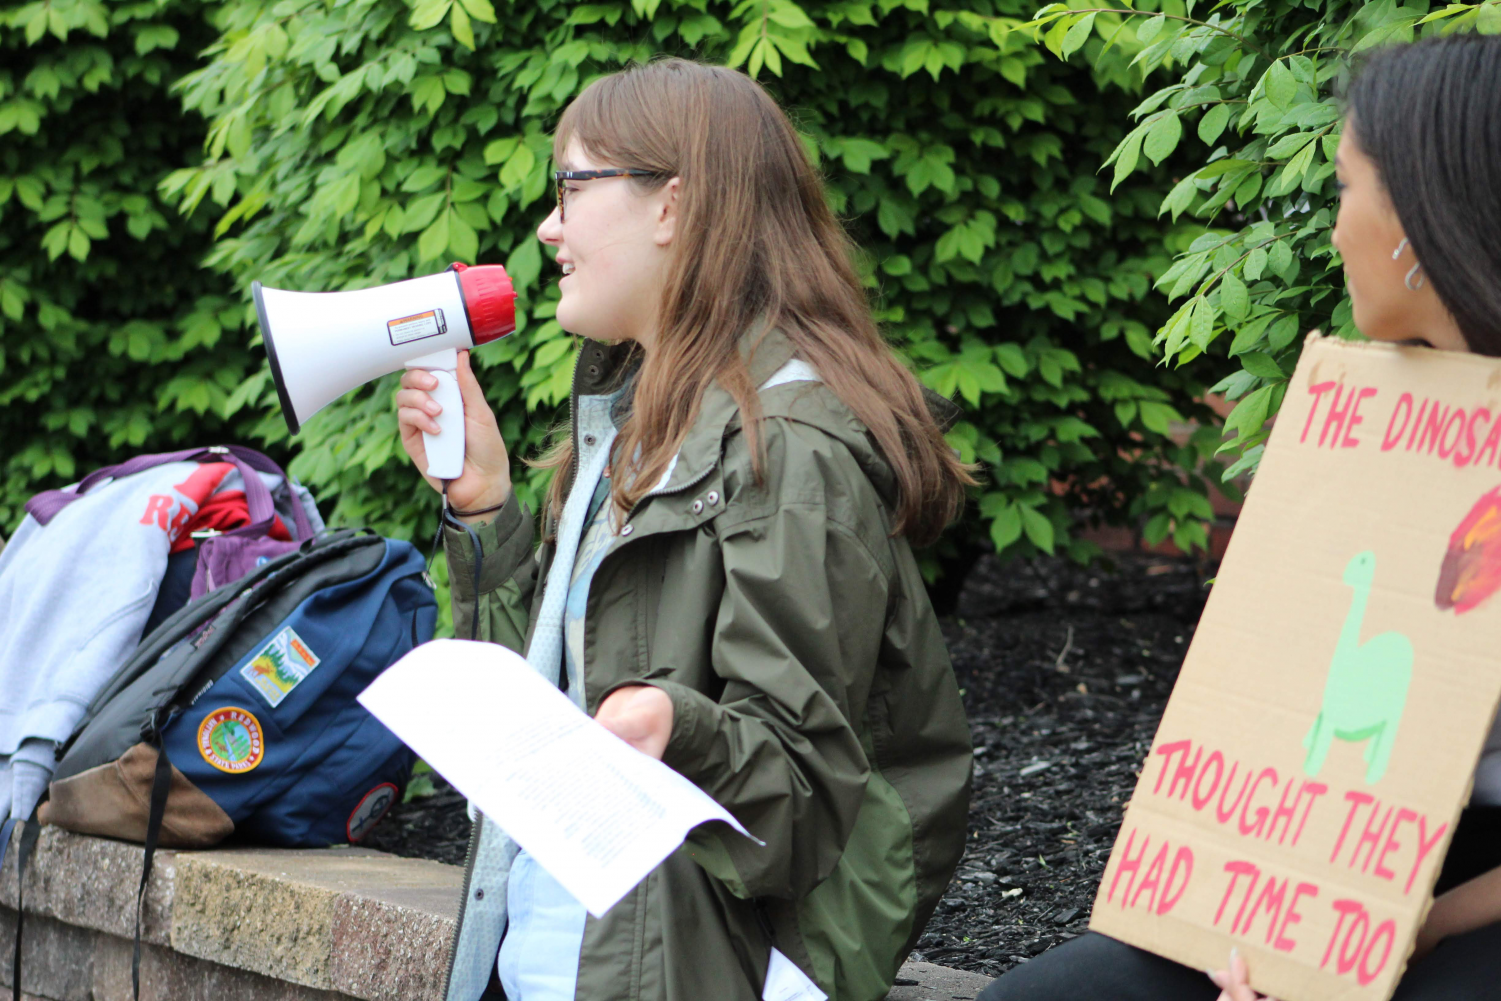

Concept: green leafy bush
[[0, 0, 271, 530], [163, 0, 1232, 565], [1029, 0, 1501, 479], [4, 0, 1231, 573]]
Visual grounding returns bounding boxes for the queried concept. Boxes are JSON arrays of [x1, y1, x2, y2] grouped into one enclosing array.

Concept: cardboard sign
[[1090, 335, 1501, 1001]]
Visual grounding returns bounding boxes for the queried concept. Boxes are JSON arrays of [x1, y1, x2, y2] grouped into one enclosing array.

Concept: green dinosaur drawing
[[1302, 551, 1414, 784]]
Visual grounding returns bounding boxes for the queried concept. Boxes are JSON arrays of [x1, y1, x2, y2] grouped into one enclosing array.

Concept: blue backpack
[[9, 529, 438, 1001], [45, 528, 436, 851]]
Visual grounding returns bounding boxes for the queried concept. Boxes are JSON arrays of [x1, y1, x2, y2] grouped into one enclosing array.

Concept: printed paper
[[358, 638, 759, 917]]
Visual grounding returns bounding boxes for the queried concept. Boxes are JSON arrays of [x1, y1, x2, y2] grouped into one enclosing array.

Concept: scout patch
[[346, 782, 398, 842], [198, 707, 265, 774], [241, 625, 322, 708]]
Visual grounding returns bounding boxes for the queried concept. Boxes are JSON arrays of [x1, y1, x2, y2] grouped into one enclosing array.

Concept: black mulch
[[362, 550, 1213, 981]]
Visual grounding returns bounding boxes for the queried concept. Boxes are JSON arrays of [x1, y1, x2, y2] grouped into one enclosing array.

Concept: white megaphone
[[252, 263, 516, 481]]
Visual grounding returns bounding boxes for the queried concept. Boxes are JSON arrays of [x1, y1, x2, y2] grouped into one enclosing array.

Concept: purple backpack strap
[[24, 445, 314, 540]]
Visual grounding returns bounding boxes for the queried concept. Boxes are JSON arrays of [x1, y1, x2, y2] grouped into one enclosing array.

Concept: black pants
[[978, 807, 1501, 1001]]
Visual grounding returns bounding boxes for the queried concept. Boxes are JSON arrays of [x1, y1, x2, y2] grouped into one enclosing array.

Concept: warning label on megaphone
[[387, 308, 448, 346]]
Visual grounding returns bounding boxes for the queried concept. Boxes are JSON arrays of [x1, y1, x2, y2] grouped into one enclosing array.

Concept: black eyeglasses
[[553, 169, 657, 221]]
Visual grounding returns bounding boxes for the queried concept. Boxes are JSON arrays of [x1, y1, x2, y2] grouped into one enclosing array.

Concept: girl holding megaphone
[[396, 58, 975, 1001]]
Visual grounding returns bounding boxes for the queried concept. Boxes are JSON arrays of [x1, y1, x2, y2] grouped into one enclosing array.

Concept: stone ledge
[[2, 828, 991, 1001]]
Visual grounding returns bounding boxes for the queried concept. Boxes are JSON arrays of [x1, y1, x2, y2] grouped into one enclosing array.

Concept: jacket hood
[[571, 327, 960, 511]]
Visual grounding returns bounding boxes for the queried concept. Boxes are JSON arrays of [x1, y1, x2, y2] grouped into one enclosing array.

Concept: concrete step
[[0, 827, 991, 1001]]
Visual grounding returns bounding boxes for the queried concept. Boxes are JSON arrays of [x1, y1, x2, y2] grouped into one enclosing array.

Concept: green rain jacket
[[439, 329, 972, 1001]]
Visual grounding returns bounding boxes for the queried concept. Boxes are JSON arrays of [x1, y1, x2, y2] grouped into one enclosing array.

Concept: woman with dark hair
[[977, 31, 1501, 1001], [395, 58, 974, 1001]]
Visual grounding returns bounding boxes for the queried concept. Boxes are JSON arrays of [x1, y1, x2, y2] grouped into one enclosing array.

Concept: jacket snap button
[[706, 491, 720, 505], [583, 434, 597, 447], [474, 889, 484, 900], [691, 499, 704, 514], [621, 524, 634, 536]]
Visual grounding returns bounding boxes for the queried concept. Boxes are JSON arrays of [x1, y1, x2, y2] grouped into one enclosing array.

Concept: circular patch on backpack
[[197, 707, 265, 774], [347, 783, 399, 842]]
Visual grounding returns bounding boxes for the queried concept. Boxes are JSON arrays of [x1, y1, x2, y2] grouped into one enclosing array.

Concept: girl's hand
[[595, 685, 674, 760], [396, 349, 512, 522], [1208, 949, 1280, 1001]]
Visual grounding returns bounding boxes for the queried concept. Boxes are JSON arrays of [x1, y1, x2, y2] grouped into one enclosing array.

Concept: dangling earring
[[1393, 238, 1426, 289]]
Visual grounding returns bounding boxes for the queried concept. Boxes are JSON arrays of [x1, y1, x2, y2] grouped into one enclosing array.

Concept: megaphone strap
[[429, 482, 487, 641]]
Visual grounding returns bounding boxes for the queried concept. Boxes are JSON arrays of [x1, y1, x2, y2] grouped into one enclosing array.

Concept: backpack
[[10, 528, 437, 1001], [43, 528, 435, 850]]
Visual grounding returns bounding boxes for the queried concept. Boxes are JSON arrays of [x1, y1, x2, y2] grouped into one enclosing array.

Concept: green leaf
[[1060, 12, 1097, 59], [506, 237, 544, 292], [989, 502, 1023, 551], [1110, 129, 1144, 191], [411, 76, 446, 115], [1243, 247, 1268, 281], [1417, 3, 1476, 24], [1239, 351, 1284, 380], [1228, 315, 1273, 356], [1275, 139, 1317, 191], [1219, 270, 1249, 320], [135, 24, 179, 55], [448, 212, 478, 262], [456, 0, 499, 23], [1189, 299, 1218, 349], [450, 3, 476, 50], [67, 225, 90, 261], [1161, 174, 1197, 220], [766, 1, 815, 28], [1137, 401, 1182, 434], [1265, 131, 1318, 160], [1263, 61, 1296, 110], [1224, 385, 1273, 441], [418, 212, 450, 261], [500, 142, 537, 191], [403, 165, 449, 192], [484, 137, 521, 165], [1267, 314, 1300, 352], [1135, 14, 1167, 44], [1268, 240, 1293, 278], [994, 343, 1029, 377], [1143, 111, 1181, 165], [410, 0, 453, 31], [836, 138, 891, 174], [1198, 103, 1230, 145], [1020, 505, 1054, 554]]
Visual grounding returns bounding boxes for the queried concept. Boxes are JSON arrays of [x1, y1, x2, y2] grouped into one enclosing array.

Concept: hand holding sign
[[1209, 950, 1280, 1001]]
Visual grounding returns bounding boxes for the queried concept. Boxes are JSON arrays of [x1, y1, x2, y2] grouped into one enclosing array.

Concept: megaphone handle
[[422, 368, 466, 481]]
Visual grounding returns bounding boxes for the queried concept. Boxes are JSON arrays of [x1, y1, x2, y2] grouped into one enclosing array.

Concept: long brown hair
[[541, 58, 973, 546]]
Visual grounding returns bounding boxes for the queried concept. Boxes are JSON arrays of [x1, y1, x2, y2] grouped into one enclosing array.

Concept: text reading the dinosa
[[1299, 380, 1501, 470]]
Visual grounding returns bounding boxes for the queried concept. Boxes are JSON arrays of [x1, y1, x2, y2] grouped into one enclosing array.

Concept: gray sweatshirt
[[0, 462, 322, 821]]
